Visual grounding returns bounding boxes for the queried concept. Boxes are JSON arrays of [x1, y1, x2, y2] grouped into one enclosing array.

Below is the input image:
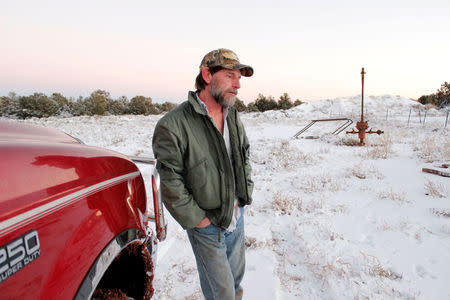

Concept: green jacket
[[152, 91, 253, 229]]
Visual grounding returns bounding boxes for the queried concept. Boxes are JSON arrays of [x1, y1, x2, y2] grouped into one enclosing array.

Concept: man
[[152, 48, 254, 300]]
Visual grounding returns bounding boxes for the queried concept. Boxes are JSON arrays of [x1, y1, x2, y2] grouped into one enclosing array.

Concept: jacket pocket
[[186, 158, 221, 210]]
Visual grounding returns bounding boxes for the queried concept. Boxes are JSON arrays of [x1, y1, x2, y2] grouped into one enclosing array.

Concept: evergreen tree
[[18, 93, 58, 118], [246, 102, 259, 112], [0, 93, 21, 117], [69, 96, 87, 116], [418, 82, 450, 108], [85, 90, 110, 115], [435, 82, 450, 108], [129, 96, 152, 115], [108, 96, 128, 115], [233, 98, 247, 112], [278, 93, 293, 110], [293, 99, 304, 106], [51, 93, 70, 115], [254, 94, 278, 112]]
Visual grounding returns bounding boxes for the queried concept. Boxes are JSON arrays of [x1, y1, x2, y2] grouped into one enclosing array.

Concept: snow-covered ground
[[18, 95, 449, 299]]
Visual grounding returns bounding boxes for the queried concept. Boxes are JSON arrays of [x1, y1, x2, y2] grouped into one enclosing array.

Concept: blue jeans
[[187, 208, 245, 300]]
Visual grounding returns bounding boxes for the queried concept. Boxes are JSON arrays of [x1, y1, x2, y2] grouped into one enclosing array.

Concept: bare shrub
[[303, 257, 354, 282], [347, 164, 367, 179], [364, 133, 394, 159], [331, 204, 348, 214], [245, 237, 257, 248], [250, 140, 321, 171], [318, 147, 330, 154], [336, 137, 362, 146], [303, 198, 324, 213], [414, 137, 435, 162], [135, 149, 145, 156], [370, 265, 403, 281], [444, 142, 450, 160], [272, 191, 303, 215], [303, 174, 344, 193], [325, 228, 344, 241], [424, 180, 447, 198], [413, 136, 450, 162], [245, 237, 266, 249], [305, 262, 348, 279], [377, 221, 394, 231], [430, 209, 450, 218], [361, 251, 402, 281], [267, 140, 318, 171], [377, 188, 409, 205], [111, 136, 126, 145], [345, 162, 384, 180]]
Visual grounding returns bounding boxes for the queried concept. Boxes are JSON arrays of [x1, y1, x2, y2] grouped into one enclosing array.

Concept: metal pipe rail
[[293, 118, 353, 139]]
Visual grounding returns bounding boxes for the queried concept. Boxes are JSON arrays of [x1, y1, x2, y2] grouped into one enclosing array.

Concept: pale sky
[[1, 0, 449, 103]]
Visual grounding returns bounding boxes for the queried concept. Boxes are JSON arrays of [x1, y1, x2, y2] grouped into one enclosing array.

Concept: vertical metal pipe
[[407, 108, 411, 127], [445, 110, 449, 128], [361, 68, 365, 122]]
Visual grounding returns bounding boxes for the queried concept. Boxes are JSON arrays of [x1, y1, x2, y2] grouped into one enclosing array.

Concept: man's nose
[[233, 78, 241, 90]]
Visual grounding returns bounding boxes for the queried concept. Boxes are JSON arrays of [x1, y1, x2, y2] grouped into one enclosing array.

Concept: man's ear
[[201, 67, 213, 84]]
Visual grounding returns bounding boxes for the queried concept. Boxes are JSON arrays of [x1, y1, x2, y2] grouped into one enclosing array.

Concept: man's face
[[209, 69, 241, 108]]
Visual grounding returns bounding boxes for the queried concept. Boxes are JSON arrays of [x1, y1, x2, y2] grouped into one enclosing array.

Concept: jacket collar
[[188, 91, 208, 116]]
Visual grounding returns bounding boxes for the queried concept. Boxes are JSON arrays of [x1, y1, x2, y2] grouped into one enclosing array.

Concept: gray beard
[[210, 82, 237, 108]]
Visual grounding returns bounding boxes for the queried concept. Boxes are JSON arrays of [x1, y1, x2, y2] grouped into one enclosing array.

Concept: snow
[[17, 94, 449, 299]]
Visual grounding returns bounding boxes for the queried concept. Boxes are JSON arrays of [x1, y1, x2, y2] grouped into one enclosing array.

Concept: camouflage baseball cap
[[199, 48, 253, 77]]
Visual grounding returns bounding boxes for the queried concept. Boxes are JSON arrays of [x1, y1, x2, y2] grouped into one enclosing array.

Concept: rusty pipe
[[361, 67, 365, 122]]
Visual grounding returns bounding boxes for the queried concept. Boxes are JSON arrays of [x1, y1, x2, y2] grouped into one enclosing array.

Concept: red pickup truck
[[0, 119, 166, 299]]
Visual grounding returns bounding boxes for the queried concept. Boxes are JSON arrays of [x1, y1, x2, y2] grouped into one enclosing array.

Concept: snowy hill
[[16, 95, 449, 299]]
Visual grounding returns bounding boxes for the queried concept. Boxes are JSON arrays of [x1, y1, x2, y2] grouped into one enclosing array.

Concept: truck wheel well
[[93, 242, 154, 300]]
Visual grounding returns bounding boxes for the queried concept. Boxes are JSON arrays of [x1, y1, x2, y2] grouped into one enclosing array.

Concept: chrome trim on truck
[[0, 171, 141, 237], [128, 156, 156, 165], [129, 156, 167, 242], [74, 228, 155, 300]]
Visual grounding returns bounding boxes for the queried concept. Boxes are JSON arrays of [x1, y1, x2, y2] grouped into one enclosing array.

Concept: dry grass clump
[[318, 147, 330, 154], [111, 136, 126, 145], [304, 260, 352, 280], [291, 248, 406, 298], [370, 265, 403, 281], [272, 191, 303, 215], [267, 140, 318, 170], [347, 164, 367, 179], [364, 133, 394, 159], [244, 237, 267, 249], [336, 137, 364, 147], [244, 237, 257, 248], [360, 251, 402, 281], [303, 174, 344, 193], [413, 136, 450, 162], [377, 188, 409, 205], [344, 162, 385, 180], [377, 221, 394, 232], [430, 208, 450, 218], [134, 149, 145, 156], [331, 204, 349, 214], [424, 180, 447, 198], [326, 229, 344, 241], [445, 143, 450, 160], [154, 262, 201, 299]]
